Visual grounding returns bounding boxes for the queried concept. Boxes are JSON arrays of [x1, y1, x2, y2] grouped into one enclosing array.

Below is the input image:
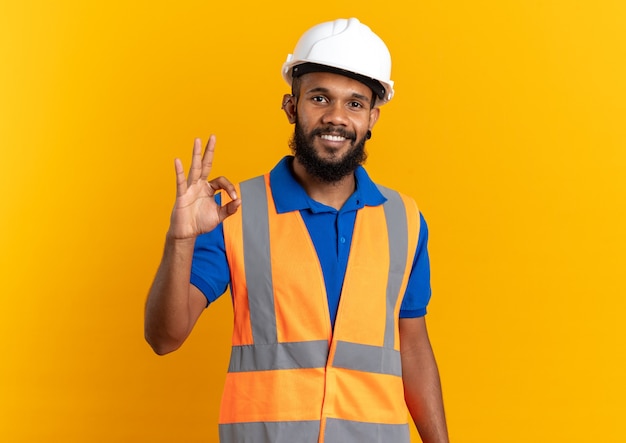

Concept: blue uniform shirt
[[191, 156, 431, 327]]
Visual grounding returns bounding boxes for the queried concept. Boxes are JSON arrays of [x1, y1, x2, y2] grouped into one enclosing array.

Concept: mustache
[[310, 126, 357, 141]]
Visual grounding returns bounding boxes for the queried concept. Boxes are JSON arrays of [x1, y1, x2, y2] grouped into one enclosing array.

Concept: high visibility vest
[[218, 174, 420, 443]]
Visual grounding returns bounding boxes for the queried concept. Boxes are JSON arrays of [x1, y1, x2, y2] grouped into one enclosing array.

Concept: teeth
[[321, 134, 346, 142]]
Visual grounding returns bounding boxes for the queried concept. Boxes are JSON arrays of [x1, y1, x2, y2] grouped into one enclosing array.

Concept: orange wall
[[1, 1, 625, 442]]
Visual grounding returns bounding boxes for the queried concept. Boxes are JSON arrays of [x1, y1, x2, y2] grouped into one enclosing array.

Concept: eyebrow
[[305, 87, 372, 105]]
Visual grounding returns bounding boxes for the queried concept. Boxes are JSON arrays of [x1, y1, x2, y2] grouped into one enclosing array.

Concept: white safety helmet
[[282, 18, 394, 106]]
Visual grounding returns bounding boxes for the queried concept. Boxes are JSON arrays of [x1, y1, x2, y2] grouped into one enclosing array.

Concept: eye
[[311, 96, 328, 103], [348, 101, 365, 109]]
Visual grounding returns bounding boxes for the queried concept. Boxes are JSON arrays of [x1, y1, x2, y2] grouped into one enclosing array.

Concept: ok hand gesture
[[167, 136, 241, 240]]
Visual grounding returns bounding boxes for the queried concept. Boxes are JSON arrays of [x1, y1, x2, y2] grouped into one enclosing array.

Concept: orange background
[[1, 1, 625, 442]]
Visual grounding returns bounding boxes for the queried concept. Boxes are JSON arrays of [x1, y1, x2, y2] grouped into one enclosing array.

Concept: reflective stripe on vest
[[220, 174, 418, 443], [219, 419, 410, 443], [240, 176, 276, 345]]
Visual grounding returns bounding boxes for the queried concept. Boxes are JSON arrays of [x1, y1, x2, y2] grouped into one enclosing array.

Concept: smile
[[320, 134, 347, 142]]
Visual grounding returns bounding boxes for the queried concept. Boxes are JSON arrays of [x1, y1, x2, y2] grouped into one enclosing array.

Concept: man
[[145, 18, 449, 443]]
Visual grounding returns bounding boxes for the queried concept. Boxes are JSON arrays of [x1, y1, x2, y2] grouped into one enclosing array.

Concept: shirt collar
[[269, 156, 387, 214]]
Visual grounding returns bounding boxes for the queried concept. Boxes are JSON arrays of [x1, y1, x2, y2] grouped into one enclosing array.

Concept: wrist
[[164, 231, 197, 248]]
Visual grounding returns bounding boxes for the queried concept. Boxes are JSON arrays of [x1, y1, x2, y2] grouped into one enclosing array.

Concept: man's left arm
[[400, 316, 450, 443]]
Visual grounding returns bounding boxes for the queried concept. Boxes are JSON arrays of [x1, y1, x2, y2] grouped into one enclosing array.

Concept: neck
[[292, 158, 356, 210]]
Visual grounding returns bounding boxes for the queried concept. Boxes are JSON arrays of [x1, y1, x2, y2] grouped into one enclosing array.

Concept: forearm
[[400, 318, 449, 443], [144, 235, 200, 355], [403, 352, 448, 442]]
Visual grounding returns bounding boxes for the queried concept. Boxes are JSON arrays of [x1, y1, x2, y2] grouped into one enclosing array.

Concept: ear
[[368, 107, 380, 130], [281, 94, 297, 124]]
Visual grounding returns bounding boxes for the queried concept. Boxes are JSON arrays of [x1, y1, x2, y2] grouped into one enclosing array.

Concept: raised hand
[[167, 136, 241, 240]]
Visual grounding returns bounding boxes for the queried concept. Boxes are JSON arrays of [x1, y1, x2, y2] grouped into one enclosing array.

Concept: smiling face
[[284, 71, 380, 183]]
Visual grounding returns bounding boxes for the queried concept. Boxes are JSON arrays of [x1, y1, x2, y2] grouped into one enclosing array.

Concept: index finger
[[208, 176, 238, 202]]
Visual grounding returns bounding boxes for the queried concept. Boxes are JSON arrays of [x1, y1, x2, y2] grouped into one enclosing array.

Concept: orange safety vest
[[218, 174, 420, 443]]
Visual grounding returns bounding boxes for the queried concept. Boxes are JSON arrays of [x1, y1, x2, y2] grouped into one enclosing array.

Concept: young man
[[145, 18, 449, 443]]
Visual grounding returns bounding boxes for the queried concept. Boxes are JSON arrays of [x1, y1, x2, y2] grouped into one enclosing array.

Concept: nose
[[321, 102, 349, 126]]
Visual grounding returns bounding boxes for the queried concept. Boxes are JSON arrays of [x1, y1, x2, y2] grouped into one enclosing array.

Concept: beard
[[289, 120, 368, 184]]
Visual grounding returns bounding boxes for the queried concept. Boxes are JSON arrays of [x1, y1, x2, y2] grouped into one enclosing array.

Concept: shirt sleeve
[[190, 195, 231, 306], [399, 212, 432, 318]]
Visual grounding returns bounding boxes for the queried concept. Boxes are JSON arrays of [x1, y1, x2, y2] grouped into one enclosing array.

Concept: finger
[[217, 198, 242, 223], [174, 158, 187, 197], [187, 138, 203, 187], [200, 134, 216, 182], [208, 176, 239, 201]]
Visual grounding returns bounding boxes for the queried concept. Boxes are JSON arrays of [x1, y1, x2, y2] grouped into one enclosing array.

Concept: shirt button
[[340, 237, 346, 244]]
